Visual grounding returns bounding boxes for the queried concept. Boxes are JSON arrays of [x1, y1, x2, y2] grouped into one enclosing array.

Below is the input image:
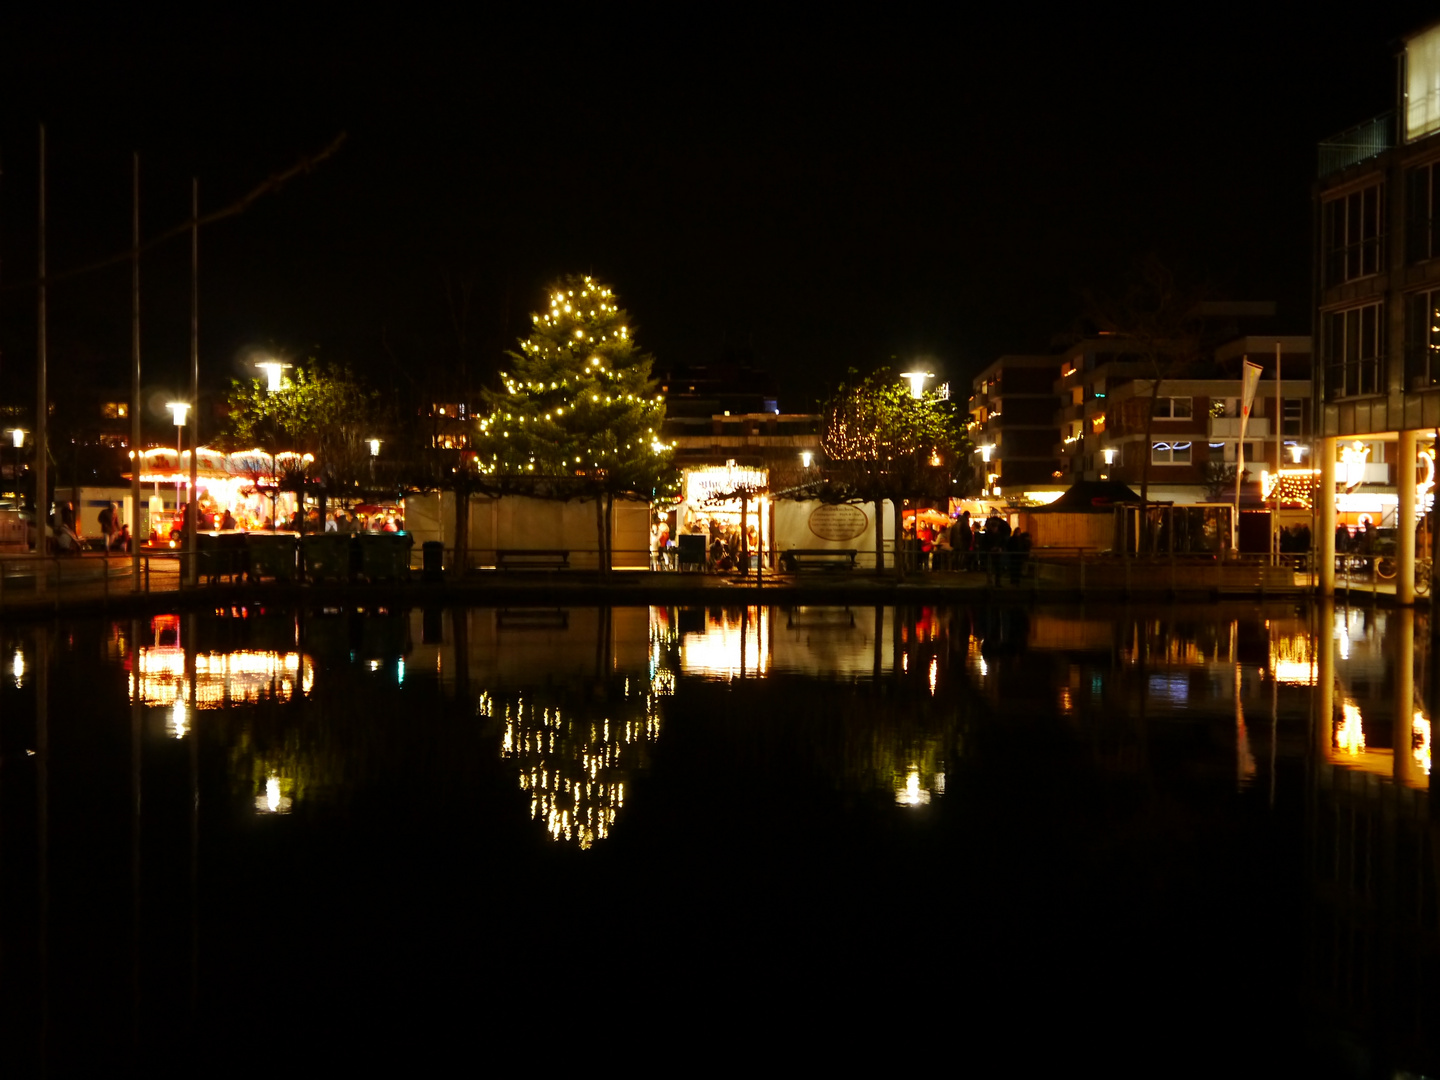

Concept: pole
[[1275, 342, 1282, 564], [187, 178, 199, 585], [131, 154, 142, 588], [36, 124, 47, 575]]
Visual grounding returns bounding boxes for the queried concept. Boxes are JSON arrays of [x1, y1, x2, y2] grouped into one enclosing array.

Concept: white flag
[[1238, 360, 1262, 443]]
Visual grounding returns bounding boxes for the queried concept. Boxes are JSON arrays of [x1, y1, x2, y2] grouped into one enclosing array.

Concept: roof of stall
[[1028, 480, 1143, 513]]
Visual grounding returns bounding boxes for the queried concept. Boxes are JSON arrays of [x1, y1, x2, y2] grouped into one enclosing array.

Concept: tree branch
[[2, 131, 347, 293]]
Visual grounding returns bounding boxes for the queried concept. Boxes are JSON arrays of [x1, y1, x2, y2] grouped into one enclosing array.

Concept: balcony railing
[[1318, 111, 1393, 178]]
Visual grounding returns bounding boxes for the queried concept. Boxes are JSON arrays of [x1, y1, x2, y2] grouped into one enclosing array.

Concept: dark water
[[0, 601, 1435, 1074]]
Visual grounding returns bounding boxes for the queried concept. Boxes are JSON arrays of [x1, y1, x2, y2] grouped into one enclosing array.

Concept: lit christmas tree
[[473, 274, 673, 569]]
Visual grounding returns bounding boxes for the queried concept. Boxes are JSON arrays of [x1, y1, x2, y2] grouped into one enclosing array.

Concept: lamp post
[[256, 361, 289, 392], [167, 402, 190, 531], [369, 438, 381, 489], [8, 429, 23, 507], [800, 450, 813, 469], [899, 371, 934, 399], [978, 444, 994, 496], [1103, 446, 1116, 480]]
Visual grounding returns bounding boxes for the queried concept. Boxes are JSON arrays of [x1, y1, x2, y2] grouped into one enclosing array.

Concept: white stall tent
[[772, 499, 896, 570], [403, 492, 651, 569]]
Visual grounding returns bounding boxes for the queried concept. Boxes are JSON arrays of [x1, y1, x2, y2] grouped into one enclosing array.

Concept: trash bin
[[246, 533, 299, 582], [302, 532, 351, 583], [356, 533, 413, 582], [422, 540, 444, 582]]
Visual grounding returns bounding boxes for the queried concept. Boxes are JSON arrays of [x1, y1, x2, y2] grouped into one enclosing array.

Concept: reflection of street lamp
[[800, 450, 813, 469], [8, 429, 23, 506], [899, 371, 934, 399], [369, 437, 381, 486], [167, 403, 190, 519], [256, 361, 289, 392], [1288, 444, 1306, 464]]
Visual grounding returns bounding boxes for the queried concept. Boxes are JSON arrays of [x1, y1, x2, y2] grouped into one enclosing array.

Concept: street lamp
[[899, 371, 934, 399], [1288, 444, 1306, 464], [800, 450, 813, 469], [167, 402, 190, 525], [369, 437, 381, 488], [1102, 446, 1116, 478], [256, 361, 290, 392]]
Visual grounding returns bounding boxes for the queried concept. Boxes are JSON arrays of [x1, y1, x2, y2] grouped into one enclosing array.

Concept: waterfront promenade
[[0, 548, 1374, 617]]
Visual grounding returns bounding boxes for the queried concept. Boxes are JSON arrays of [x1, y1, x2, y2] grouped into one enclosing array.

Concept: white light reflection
[[895, 768, 931, 807], [11, 649, 23, 686], [1415, 712, 1432, 776], [170, 700, 188, 739], [928, 655, 938, 696], [1336, 700, 1366, 754], [255, 774, 293, 814]]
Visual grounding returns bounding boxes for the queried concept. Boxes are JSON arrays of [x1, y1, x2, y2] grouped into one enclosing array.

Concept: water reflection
[[485, 609, 678, 848], [0, 600, 1436, 1072], [129, 615, 314, 713]]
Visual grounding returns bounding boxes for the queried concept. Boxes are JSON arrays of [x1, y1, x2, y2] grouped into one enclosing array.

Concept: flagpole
[[1275, 341, 1282, 565], [1234, 356, 1245, 553], [1235, 357, 1263, 556]]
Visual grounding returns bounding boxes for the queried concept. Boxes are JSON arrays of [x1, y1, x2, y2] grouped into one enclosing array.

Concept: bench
[[496, 608, 570, 629], [496, 549, 570, 570], [780, 549, 858, 573]]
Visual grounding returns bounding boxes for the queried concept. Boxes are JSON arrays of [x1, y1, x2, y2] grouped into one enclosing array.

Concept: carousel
[[131, 446, 320, 539]]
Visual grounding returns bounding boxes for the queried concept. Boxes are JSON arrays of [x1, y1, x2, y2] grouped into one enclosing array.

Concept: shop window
[[1151, 441, 1192, 465], [1324, 303, 1384, 398]]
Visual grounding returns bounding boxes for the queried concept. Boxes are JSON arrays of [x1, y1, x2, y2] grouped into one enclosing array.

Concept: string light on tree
[[472, 274, 676, 569]]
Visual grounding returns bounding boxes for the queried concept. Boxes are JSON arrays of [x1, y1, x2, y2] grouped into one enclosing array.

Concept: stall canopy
[[131, 447, 314, 484], [1030, 480, 1143, 513]]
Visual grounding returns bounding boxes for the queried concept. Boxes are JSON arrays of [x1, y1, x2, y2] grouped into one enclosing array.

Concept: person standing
[[98, 501, 116, 551]]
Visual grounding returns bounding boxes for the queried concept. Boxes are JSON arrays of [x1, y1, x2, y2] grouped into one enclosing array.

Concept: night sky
[[0, 11, 1428, 420]]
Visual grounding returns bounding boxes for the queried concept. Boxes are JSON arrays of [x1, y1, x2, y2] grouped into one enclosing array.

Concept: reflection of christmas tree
[[491, 689, 662, 849], [492, 611, 677, 848]]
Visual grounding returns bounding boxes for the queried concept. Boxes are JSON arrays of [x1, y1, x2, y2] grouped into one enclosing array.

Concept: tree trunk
[[744, 492, 754, 576], [453, 479, 469, 573], [594, 495, 606, 577], [874, 497, 885, 576], [891, 498, 905, 581], [603, 493, 614, 576]]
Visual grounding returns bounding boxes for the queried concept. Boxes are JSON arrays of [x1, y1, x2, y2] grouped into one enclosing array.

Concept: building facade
[[1315, 19, 1440, 598]]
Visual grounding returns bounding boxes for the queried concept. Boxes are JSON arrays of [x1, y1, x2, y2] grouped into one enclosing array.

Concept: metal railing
[[0, 550, 167, 610], [1318, 111, 1393, 177]]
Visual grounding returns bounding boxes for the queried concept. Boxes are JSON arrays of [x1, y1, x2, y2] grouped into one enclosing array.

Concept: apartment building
[[1314, 19, 1440, 599]]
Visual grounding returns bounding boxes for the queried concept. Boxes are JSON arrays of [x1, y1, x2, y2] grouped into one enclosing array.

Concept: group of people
[[655, 517, 758, 571], [1333, 519, 1376, 554], [909, 509, 1033, 583]]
